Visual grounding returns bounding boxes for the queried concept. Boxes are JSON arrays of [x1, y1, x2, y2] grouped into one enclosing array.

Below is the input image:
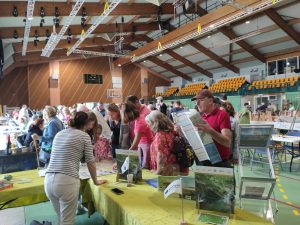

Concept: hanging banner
[[197, 23, 202, 34], [157, 42, 162, 50]]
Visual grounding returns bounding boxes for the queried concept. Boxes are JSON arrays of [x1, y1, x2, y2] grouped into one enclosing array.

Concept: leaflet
[[173, 111, 221, 164]]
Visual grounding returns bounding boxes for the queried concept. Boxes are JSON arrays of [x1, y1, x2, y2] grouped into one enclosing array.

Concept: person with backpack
[[145, 111, 189, 176]]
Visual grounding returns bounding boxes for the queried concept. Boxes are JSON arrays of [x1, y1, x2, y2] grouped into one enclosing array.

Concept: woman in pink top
[[124, 101, 153, 169]]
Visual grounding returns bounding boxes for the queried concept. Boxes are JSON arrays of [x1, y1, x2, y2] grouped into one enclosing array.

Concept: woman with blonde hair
[[32, 105, 64, 165], [146, 111, 182, 176]]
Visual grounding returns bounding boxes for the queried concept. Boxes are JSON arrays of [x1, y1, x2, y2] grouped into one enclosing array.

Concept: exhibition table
[[271, 135, 300, 143], [84, 171, 273, 225], [1, 169, 273, 224], [0, 170, 47, 209], [271, 134, 300, 172]]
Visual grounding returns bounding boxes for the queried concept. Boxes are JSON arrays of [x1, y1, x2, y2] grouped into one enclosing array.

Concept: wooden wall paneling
[[59, 58, 112, 106], [0, 67, 28, 107], [27, 63, 50, 109], [122, 64, 142, 100], [147, 72, 171, 98]]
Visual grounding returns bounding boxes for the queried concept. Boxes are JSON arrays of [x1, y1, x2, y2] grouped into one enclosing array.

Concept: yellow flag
[[272, 0, 276, 5], [157, 42, 162, 50], [104, 1, 109, 12], [81, 29, 85, 37], [197, 23, 202, 33]]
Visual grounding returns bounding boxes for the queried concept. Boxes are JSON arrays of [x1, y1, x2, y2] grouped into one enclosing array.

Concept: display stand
[[237, 124, 276, 223]]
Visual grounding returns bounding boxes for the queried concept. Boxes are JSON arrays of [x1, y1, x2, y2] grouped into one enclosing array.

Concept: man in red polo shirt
[[192, 89, 232, 164]]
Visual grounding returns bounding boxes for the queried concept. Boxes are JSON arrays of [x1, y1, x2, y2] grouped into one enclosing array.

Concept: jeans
[[138, 143, 150, 169], [44, 173, 80, 225]]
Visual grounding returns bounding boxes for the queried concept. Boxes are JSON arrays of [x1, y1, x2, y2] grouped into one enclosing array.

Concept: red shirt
[[201, 107, 231, 161], [133, 105, 153, 144]]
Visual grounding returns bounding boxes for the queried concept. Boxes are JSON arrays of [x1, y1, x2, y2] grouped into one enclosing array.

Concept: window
[[286, 57, 297, 73], [268, 61, 277, 75], [267, 56, 300, 75], [277, 59, 287, 74]]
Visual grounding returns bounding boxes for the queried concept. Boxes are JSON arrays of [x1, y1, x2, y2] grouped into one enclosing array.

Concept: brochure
[[180, 176, 196, 200], [189, 111, 222, 164], [173, 111, 221, 164], [195, 166, 235, 214], [116, 149, 142, 183], [197, 213, 229, 225]]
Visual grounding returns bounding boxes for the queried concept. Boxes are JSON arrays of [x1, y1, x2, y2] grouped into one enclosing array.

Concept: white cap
[[156, 96, 163, 101]]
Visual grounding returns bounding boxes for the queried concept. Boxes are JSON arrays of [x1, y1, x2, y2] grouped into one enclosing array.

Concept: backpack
[[172, 133, 195, 168]]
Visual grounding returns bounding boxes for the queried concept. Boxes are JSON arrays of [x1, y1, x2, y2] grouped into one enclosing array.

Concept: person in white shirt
[[77, 104, 111, 139]]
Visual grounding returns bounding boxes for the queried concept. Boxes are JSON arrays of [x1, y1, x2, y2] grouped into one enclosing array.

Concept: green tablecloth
[[83, 171, 273, 225], [1, 169, 273, 225], [0, 170, 48, 209]]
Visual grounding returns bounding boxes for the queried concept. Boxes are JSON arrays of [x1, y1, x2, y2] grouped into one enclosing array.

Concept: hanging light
[[40, 7, 46, 27], [12, 6, 18, 17], [82, 7, 87, 17], [13, 30, 18, 39], [40, 7, 45, 17], [54, 7, 60, 17], [34, 30, 39, 39]]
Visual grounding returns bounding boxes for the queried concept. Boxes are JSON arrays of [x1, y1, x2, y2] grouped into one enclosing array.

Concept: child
[[94, 124, 112, 161]]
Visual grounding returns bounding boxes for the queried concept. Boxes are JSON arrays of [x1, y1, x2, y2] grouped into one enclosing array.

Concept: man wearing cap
[[156, 96, 168, 115], [192, 89, 232, 165]]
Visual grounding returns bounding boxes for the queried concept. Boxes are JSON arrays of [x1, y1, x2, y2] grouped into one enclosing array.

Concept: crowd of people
[[7, 90, 255, 225], [9, 91, 254, 170]]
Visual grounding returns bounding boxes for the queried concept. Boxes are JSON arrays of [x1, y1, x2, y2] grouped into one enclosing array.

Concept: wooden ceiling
[[1, 0, 300, 81]]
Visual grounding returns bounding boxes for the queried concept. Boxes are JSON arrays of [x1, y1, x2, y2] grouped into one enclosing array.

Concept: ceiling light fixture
[[12, 6, 18, 17], [67, 0, 122, 56], [159, 54, 163, 57], [131, 0, 284, 63], [22, 0, 36, 56], [207, 35, 211, 38], [245, 20, 250, 24], [34, 30, 39, 39], [54, 7, 60, 18], [118, 64, 121, 67], [180, 46, 183, 49], [40, 7, 45, 17], [41, 0, 86, 57], [13, 30, 18, 39], [40, 7, 46, 27]]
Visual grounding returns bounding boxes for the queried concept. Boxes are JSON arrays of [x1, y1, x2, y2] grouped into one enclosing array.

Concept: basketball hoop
[[107, 89, 122, 98]]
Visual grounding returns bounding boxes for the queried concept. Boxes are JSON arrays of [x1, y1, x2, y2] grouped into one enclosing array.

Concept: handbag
[[39, 149, 51, 164]]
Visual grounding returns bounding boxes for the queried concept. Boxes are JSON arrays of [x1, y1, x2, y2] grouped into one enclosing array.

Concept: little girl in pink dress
[[94, 124, 112, 161]]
